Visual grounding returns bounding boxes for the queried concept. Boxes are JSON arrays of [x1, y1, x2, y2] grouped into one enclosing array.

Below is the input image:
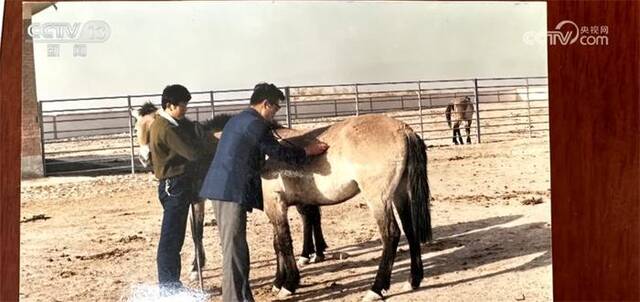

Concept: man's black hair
[[161, 84, 192, 109], [250, 82, 284, 106]]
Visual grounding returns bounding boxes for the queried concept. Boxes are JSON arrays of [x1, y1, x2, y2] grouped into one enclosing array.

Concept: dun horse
[[132, 102, 328, 280], [259, 114, 432, 301], [135, 104, 432, 300], [445, 96, 475, 144]]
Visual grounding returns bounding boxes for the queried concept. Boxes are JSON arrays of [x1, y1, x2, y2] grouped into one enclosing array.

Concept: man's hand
[[304, 142, 329, 156]]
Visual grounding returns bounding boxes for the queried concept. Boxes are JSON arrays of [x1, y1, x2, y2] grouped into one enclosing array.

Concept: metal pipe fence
[[39, 76, 548, 176]]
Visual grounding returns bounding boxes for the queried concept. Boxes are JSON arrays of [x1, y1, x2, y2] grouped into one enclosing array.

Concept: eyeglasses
[[270, 103, 281, 111]]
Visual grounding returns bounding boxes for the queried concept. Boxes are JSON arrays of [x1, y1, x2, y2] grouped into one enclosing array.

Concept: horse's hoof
[[188, 271, 199, 281], [362, 290, 384, 302], [402, 281, 418, 291], [277, 287, 293, 298], [297, 256, 310, 266], [271, 285, 281, 293], [310, 254, 325, 263]]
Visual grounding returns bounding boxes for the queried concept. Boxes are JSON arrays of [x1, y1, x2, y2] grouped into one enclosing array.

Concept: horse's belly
[[280, 174, 359, 205]]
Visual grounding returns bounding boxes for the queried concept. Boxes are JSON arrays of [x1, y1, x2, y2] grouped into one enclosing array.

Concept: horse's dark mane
[[138, 101, 158, 117], [202, 114, 234, 132]]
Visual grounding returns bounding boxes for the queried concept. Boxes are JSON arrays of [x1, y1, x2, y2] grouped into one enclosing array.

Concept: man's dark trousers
[[157, 174, 192, 289], [213, 199, 254, 302]]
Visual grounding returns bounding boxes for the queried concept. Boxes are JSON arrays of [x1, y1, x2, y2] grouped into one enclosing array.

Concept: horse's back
[[319, 114, 410, 157], [313, 114, 411, 193], [284, 114, 412, 152]]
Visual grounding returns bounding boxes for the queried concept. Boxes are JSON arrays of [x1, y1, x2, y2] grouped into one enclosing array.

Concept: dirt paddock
[[20, 136, 552, 301]]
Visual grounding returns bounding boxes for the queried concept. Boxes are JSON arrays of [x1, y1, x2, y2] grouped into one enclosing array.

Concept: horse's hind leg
[[296, 204, 327, 265], [311, 206, 328, 260], [365, 202, 401, 300], [189, 200, 206, 280], [465, 120, 472, 144], [296, 204, 315, 264], [393, 191, 424, 289]]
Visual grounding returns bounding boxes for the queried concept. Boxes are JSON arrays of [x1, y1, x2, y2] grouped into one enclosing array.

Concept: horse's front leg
[[456, 123, 464, 145], [453, 123, 463, 145], [465, 120, 472, 144], [452, 126, 459, 145], [189, 199, 206, 281], [266, 199, 300, 297]]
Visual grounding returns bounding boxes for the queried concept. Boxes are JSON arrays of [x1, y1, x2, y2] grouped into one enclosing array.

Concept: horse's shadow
[[248, 214, 551, 301]]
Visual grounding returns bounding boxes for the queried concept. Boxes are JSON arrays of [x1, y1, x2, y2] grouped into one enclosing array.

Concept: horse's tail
[[406, 132, 433, 243], [445, 104, 453, 128]]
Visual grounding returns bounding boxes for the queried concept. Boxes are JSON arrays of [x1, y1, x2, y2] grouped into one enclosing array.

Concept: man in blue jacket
[[199, 83, 328, 302]]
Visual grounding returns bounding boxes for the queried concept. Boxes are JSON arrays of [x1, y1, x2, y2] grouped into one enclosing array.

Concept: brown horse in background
[[445, 96, 475, 145]]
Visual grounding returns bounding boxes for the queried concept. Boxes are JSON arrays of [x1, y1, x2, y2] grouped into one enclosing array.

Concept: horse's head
[[132, 101, 158, 167], [269, 119, 285, 130]]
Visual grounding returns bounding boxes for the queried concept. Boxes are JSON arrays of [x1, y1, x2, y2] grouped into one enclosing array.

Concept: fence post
[[334, 99, 338, 117], [354, 84, 360, 116], [473, 79, 482, 143], [526, 78, 532, 138], [429, 94, 433, 108], [417, 81, 424, 139], [497, 90, 501, 102], [209, 91, 215, 118], [127, 96, 136, 174], [195, 106, 200, 122], [284, 87, 292, 128], [38, 101, 47, 176], [400, 96, 405, 110], [52, 115, 58, 139]]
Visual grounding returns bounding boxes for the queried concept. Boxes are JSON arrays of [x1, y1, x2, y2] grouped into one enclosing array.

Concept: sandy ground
[[20, 136, 552, 302]]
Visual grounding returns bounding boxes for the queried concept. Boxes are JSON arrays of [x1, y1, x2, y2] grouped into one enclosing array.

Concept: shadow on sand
[[241, 214, 550, 301]]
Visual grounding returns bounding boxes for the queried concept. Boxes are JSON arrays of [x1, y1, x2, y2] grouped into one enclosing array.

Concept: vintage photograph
[[20, 1, 551, 301]]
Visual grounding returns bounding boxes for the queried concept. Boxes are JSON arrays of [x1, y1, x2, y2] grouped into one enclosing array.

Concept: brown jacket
[[149, 115, 200, 180]]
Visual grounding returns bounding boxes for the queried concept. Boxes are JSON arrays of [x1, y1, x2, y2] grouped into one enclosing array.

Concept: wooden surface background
[[1, 1, 22, 301], [548, 1, 639, 300], [1, 1, 639, 301]]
